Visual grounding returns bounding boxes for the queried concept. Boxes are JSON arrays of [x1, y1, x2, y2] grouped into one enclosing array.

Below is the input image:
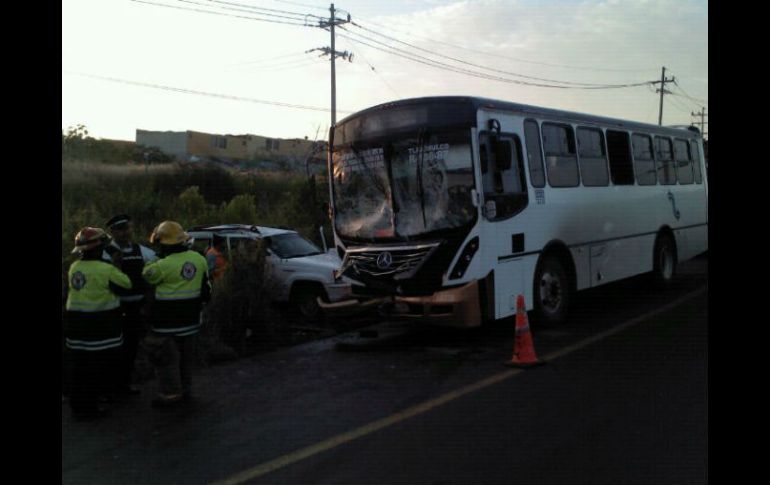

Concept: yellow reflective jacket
[[142, 250, 210, 336], [66, 260, 132, 312]]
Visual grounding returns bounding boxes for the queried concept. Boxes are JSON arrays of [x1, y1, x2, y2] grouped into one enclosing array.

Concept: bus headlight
[[449, 237, 479, 280]]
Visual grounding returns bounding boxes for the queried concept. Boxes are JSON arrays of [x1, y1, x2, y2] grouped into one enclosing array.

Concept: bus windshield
[[332, 128, 476, 240]]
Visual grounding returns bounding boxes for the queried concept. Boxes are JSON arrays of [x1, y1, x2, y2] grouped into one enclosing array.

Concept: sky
[[62, 0, 708, 142]]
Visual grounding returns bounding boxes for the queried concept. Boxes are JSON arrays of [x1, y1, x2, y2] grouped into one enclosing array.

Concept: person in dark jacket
[[142, 221, 210, 407], [65, 227, 132, 420], [103, 214, 157, 395]]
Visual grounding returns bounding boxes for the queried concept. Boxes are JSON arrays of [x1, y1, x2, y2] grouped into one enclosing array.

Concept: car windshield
[[268, 233, 322, 258]]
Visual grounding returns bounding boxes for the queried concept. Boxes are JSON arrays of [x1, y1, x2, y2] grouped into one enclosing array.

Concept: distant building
[[135, 129, 326, 170]]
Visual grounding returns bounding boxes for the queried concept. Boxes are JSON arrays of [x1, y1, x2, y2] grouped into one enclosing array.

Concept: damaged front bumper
[[317, 279, 482, 327]]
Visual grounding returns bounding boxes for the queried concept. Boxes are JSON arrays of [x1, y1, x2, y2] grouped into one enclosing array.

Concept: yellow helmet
[[72, 227, 110, 254], [149, 220, 191, 245]]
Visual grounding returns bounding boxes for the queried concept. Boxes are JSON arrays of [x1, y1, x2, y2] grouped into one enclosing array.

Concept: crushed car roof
[[188, 224, 296, 238]]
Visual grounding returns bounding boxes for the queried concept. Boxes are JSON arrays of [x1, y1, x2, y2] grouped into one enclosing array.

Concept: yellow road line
[[212, 286, 706, 485]]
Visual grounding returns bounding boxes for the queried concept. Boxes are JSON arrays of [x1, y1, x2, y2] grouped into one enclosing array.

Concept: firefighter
[[65, 227, 132, 420], [103, 214, 157, 395], [142, 221, 210, 407]]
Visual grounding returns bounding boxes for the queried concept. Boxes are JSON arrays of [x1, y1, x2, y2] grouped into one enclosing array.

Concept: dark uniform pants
[[68, 347, 120, 414], [144, 332, 196, 396], [119, 300, 147, 389]]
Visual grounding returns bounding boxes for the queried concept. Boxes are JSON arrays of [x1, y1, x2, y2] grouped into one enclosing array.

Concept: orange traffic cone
[[505, 295, 544, 368]]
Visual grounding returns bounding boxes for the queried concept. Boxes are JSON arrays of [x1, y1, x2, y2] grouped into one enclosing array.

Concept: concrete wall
[[186, 131, 253, 160], [136, 128, 327, 164], [135, 130, 189, 159]]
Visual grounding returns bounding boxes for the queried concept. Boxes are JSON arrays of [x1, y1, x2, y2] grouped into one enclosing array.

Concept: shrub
[[221, 194, 258, 224], [172, 186, 210, 229], [198, 239, 285, 362]]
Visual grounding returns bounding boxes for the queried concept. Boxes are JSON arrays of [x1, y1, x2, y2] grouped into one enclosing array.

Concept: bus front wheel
[[533, 255, 570, 326]]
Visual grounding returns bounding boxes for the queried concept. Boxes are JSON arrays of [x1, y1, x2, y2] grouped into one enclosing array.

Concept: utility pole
[[691, 107, 708, 137], [308, 4, 352, 245], [652, 66, 676, 126], [312, 4, 352, 128]]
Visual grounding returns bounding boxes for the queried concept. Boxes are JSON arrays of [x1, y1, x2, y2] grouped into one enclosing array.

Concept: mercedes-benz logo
[[376, 251, 393, 270]]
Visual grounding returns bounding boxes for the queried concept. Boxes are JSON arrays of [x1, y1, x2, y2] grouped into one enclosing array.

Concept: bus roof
[[336, 96, 700, 139]]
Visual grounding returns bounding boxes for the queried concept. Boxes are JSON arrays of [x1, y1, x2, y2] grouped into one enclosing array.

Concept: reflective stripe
[[120, 294, 145, 303], [152, 323, 201, 335], [156, 289, 202, 300], [66, 334, 123, 351], [66, 300, 121, 312]]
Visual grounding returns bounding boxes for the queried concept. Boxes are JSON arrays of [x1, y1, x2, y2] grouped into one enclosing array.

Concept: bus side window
[[577, 127, 609, 186], [632, 133, 657, 185], [655, 136, 677, 185], [480, 133, 527, 220], [690, 139, 703, 184], [524, 119, 546, 188], [606, 130, 634, 185], [674, 138, 694, 184], [542, 123, 579, 187]]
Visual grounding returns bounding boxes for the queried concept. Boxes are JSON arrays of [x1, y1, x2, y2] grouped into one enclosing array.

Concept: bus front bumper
[[317, 280, 481, 328]]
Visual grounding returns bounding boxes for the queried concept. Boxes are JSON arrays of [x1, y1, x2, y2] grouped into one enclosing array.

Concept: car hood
[[282, 252, 342, 271]]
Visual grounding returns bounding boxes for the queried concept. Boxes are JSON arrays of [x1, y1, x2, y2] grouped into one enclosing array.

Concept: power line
[[232, 52, 320, 70], [352, 16, 658, 74], [669, 92, 704, 111], [227, 51, 308, 67], [256, 58, 325, 72], [204, 0, 323, 20], [666, 94, 696, 115], [131, 0, 314, 26], [271, 0, 327, 11], [672, 79, 707, 105], [176, 0, 318, 23], [347, 21, 650, 88], [338, 29, 651, 90], [63, 70, 351, 114], [339, 37, 400, 99]]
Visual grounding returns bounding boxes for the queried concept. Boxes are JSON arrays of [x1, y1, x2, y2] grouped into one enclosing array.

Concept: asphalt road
[[62, 256, 707, 485]]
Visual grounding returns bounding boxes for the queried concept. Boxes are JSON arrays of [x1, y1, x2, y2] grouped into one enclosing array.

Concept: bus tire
[[652, 233, 677, 287], [533, 255, 571, 326]]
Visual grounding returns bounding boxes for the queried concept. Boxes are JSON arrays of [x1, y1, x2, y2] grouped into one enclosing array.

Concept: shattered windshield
[[332, 129, 476, 240], [267, 233, 322, 258]]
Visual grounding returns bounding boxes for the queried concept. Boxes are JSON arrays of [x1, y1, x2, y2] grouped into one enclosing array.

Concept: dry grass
[[61, 161, 178, 186]]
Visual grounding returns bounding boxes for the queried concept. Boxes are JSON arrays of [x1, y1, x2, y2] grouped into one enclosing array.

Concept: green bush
[[172, 186, 210, 229], [198, 240, 285, 362], [221, 194, 258, 224]]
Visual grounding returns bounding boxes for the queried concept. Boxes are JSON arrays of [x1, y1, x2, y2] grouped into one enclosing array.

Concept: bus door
[[478, 130, 529, 319]]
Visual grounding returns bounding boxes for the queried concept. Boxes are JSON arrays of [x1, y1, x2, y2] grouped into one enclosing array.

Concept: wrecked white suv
[[187, 224, 351, 319]]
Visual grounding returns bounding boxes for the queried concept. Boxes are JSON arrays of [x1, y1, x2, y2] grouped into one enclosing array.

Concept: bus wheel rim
[[661, 244, 674, 280], [540, 271, 562, 314]]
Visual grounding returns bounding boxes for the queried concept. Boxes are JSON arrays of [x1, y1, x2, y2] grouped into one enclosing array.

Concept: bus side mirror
[[483, 200, 497, 219]]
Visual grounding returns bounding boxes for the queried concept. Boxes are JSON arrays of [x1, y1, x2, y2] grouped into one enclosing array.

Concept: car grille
[[344, 242, 440, 280]]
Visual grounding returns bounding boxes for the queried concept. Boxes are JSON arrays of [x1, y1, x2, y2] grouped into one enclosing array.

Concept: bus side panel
[[676, 225, 707, 261], [493, 258, 527, 319], [570, 246, 591, 291], [672, 183, 708, 260], [587, 235, 655, 287]]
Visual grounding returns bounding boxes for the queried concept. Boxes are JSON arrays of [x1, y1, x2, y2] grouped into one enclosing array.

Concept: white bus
[[322, 97, 708, 326]]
